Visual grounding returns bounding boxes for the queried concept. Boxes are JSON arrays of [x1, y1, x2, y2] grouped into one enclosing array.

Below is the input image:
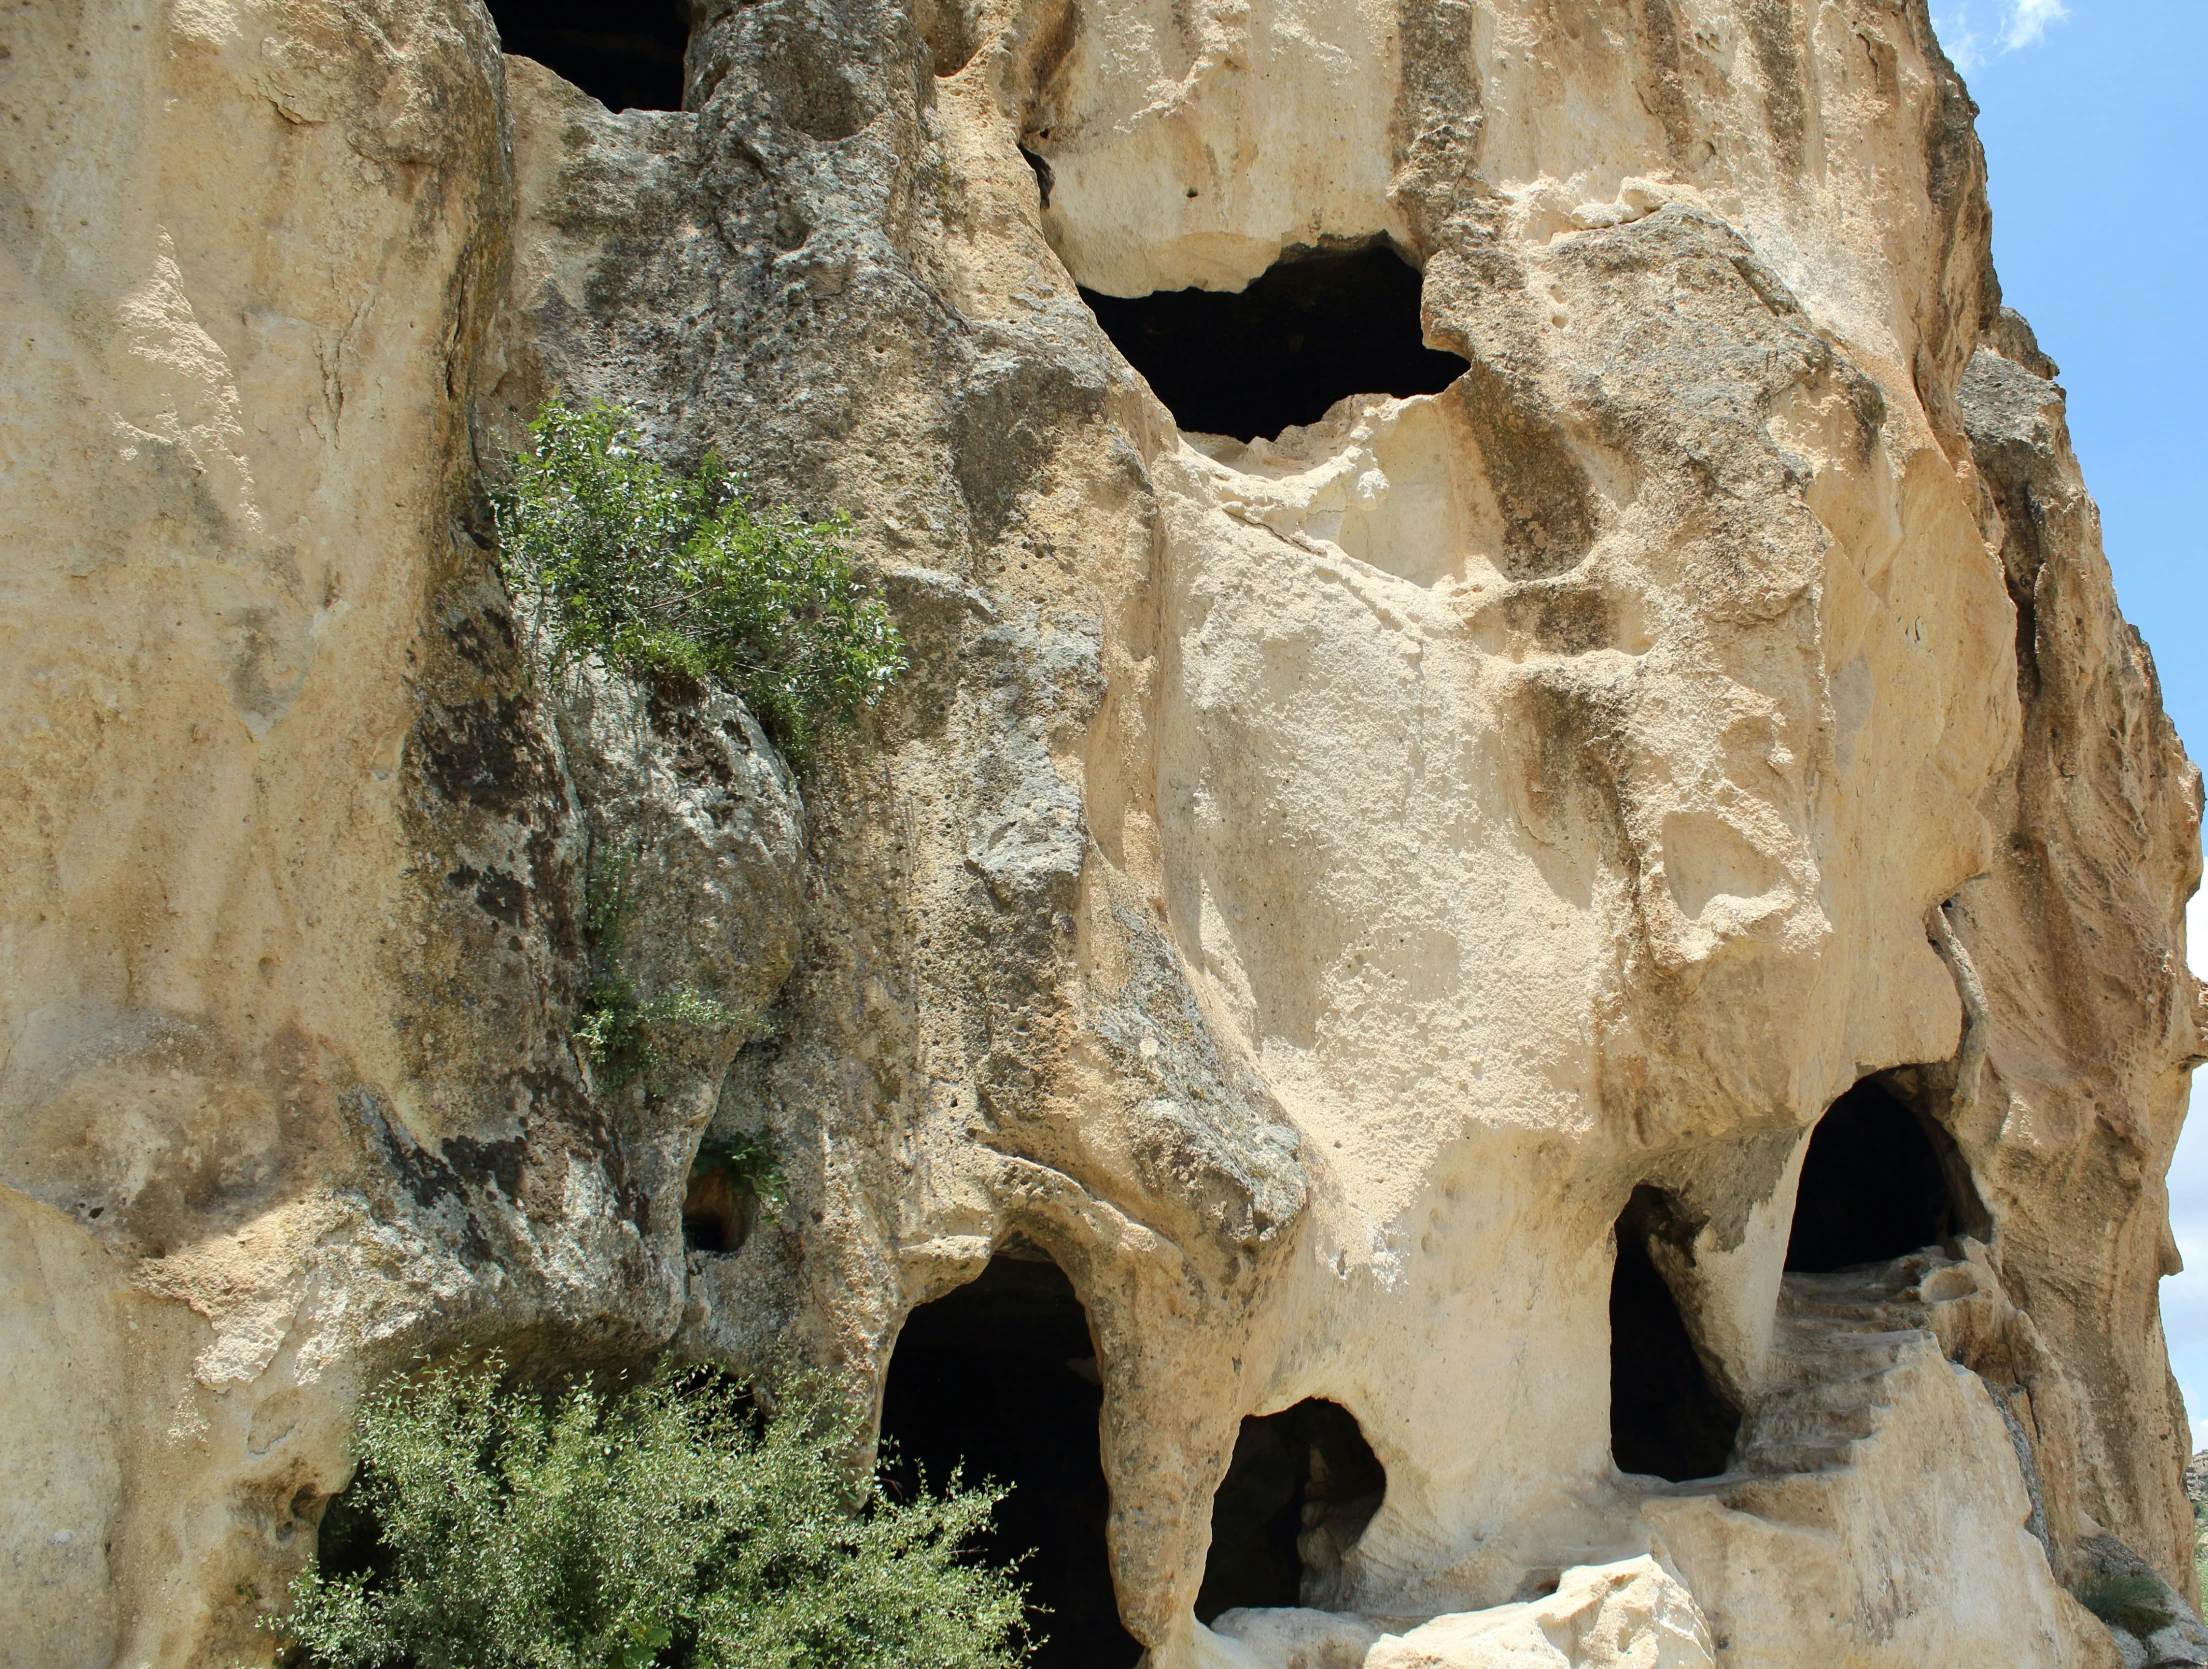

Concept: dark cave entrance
[[878, 1254, 1141, 1669], [1079, 243, 1470, 443], [485, 0, 692, 112], [1785, 1075, 1981, 1273], [679, 1165, 749, 1254], [1194, 1398, 1386, 1621], [1609, 1186, 1741, 1483]]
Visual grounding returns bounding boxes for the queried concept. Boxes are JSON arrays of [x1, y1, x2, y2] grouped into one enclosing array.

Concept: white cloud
[[1933, 0, 2071, 73], [1933, 4, 1988, 71], [2003, 0, 2070, 51]]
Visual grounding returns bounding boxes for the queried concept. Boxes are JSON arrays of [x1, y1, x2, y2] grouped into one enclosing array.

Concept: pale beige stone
[[2, 1, 2200, 1666], [1214, 1557, 1714, 1668]]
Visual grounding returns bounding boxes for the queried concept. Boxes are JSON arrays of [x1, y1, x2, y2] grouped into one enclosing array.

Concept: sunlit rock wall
[[1, 1, 2198, 1666]]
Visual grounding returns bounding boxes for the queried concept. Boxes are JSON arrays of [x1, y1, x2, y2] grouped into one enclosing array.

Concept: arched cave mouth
[[1195, 1398, 1387, 1621], [1610, 1186, 1741, 1483], [1079, 243, 1471, 443], [1785, 1074, 1984, 1274], [485, 0, 691, 112], [878, 1252, 1141, 1669]]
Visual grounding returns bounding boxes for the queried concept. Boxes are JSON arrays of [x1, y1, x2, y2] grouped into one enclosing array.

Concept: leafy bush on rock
[[496, 400, 904, 762], [278, 1360, 1033, 1669], [568, 845, 741, 1088]]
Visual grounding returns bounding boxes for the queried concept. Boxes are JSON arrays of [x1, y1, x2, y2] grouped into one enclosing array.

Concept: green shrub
[[278, 1361, 1033, 1669], [694, 1130, 789, 1214], [496, 400, 905, 762], [570, 848, 740, 1088], [2077, 1572, 2174, 1638]]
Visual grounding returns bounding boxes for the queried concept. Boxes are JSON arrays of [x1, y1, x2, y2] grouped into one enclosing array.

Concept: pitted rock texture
[[1, 2, 2202, 1668]]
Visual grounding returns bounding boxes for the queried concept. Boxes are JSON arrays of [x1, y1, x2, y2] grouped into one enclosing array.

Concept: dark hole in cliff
[[1610, 1186, 1740, 1483], [1080, 243, 1470, 442], [1194, 1398, 1386, 1621], [681, 1164, 749, 1255], [486, 0, 691, 111], [1785, 1075, 1981, 1273], [879, 1252, 1141, 1669]]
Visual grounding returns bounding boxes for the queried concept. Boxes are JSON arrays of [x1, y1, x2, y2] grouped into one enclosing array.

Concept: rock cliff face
[[2, 2, 2200, 1666]]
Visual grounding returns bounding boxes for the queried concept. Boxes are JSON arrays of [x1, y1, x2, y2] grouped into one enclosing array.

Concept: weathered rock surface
[[1214, 1556, 1715, 1667], [2, 1, 2202, 1667]]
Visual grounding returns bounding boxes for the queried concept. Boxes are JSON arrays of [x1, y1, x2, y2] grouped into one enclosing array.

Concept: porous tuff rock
[[0, 3, 2200, 1669], [0, 9, 801, 1663]]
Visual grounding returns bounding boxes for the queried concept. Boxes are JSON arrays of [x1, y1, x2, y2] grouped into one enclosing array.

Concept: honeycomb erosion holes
[[1196, 1399, 1387, 1621], [1785, 1076, 1984, 1274], [879, 1255, 1142, 1669], [1081, 244, 1471, 442], [1609, 1187, 1742, 1483], [485, 0, 692, 111]]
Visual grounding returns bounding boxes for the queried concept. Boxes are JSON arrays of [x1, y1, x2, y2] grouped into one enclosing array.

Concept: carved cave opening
[[878, 1254, 1141, 1669], [680, 1164, 749, 1254], [1195, 1398, 1387, 1621], [1785, 1075, 1982, 1274], [1079, 244, 1471, 443], [1609, 1186, 1741, 1483], [485, 0, 692, 112]]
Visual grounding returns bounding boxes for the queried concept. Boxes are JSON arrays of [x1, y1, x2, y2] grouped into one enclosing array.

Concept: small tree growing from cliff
[[276, 1361, 1033, 1669], [495, 400, 905, 761]]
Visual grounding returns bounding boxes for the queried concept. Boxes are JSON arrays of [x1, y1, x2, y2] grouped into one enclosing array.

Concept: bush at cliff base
[[278, 1361, 1033, 1669], [494, 398, 905, 764]]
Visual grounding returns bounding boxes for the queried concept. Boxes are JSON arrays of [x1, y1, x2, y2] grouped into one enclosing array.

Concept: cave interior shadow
[[878, 1253, 1143, 1669]]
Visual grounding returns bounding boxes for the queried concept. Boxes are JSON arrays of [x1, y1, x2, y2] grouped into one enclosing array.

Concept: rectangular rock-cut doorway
[[1610, 1185, 1742, 1482]]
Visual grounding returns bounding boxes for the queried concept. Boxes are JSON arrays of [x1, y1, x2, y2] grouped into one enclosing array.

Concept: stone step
[[1741, 1438, 1860, 1475], [1747, 1407, 1881, 1450], [1733, 1258, 1952, 1482]]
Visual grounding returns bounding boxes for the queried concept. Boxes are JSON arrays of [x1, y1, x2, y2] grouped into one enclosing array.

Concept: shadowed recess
[[486, 0, 691, 111], [1610, 1186, 1740, 1482], [879, 1254, 1141, 1669], [680, 1166, 748, 1254], [1195, 1398, 1387, 1621], [1080, 244, 1470, 443], [1785, 1076, 1978, 1273]]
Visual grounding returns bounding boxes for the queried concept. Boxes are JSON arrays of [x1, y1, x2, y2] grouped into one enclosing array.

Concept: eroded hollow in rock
[[680, 1164, 749, 1254], [1079, 244, 1471, 443], [878, 1253, 1141, 1669], [1785, 1075, 1981, 1273], [1195, 1398, 1387, 1620], [1610, 1187, 1741, 1483], [486, 0, 691, 111]]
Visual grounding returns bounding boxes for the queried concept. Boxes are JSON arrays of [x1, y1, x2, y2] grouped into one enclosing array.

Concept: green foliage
[[573, 847, 739, 1087], [2078, 1572, 2174, 1638], [2196, 1498, 2208, 1620], [495, 399, 905, 762], [694, 1131, 788, 1214], [279, 1361, 1033, 1669], [574, 976, 738, 1084]]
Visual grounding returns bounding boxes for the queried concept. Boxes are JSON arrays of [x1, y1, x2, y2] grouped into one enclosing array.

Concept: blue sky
[[1928, 0, 2208, 1444]]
